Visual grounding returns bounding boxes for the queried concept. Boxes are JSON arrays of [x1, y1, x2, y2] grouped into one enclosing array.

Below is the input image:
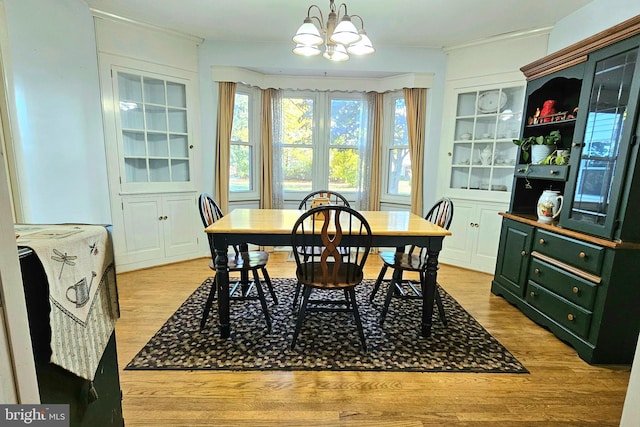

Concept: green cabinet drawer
[[529, 258, 598, 310], [526, 282, 592, 339], [533, 229, 604, 275], [514, 164, 569, 181]]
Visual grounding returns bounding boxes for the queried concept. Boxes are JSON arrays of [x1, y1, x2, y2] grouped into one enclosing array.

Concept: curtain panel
[[215, 82, 236, 213], [404, 88, 427, 216]]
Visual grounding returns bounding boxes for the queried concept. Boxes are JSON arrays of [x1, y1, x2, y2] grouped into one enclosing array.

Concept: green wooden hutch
[[491, 15, 640, 364]]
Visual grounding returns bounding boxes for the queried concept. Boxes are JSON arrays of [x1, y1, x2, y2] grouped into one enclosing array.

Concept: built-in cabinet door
[[162, 194, 200, 258], [439, 198, 506, 273], [440, 202, 474, 265], [120, 193, 200, 266], [121, 196, 164, 265]]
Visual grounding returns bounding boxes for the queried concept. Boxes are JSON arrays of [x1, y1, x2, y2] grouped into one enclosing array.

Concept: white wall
[[198, 40, 448, 211], [3, 0, 111, 224], [548, 0, 640, 53]]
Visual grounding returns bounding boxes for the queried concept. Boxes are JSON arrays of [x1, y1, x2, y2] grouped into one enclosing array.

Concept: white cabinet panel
[[163, 195, 200, 258], [439, 198, 505, 273], [117, 193, 201, 271], [440, 203, 474, 264], [122, 197, 163, 263]]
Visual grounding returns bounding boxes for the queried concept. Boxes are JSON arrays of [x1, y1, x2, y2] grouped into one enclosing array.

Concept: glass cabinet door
[[450, 85, 524, 194], [561, 40, 640, 238], [115, 71, 192, 187]]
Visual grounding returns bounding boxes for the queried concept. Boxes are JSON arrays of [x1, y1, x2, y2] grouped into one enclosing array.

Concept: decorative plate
[[477, 90, 507, 113]]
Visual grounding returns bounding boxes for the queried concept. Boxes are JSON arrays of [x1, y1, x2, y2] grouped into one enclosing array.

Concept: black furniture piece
[[19, 230, 124, 427], [290, 205, 372, 351], [491, 20, 640, 364], [369, 198, 454, 327], [198, 193, 276, 331]]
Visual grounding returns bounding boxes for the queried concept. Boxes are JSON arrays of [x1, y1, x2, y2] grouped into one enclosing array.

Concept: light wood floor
[[115, 252, 631, 426]]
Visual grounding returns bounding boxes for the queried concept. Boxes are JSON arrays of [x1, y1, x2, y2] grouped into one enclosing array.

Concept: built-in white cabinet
[[97, 44, 205, 272], [119, 193, 201, 267], [438, 82, 525, 273], [439, 198, 505, 273]]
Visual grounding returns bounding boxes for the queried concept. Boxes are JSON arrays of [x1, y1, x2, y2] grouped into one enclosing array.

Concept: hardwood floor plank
[[114, 252, 631, 426]]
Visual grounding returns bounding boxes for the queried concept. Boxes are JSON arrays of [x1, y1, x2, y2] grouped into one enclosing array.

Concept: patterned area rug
[[125, 278, 528, 373]]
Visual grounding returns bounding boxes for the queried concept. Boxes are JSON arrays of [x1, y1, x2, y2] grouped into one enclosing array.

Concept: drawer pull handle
[[521, 250, 527, 256], [517, 168, 526, 173], [572, 286, 579, 294], [579, 252, 586, 259], [539, 239, 545, 245], [549, 170, 558, 175], [530, 291, 536, 298], [567, 314, 575, 321], [534, 268, 541, 275]]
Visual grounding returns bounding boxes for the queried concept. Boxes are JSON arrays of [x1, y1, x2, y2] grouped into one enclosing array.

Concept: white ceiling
[[83, 0, 593, 49]]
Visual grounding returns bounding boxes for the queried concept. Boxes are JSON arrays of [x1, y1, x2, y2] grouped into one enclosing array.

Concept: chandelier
[[292, 0, 375, 62]]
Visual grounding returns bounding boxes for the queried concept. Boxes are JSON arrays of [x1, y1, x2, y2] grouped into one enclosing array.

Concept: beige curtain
[[215, 82, 236, 213], [367, 92, 384, 211], [260, 88, 274, 209], [404, 88, 427, 216]]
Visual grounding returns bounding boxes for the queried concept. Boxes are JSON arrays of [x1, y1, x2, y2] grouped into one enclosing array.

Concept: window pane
[[388, 148, 411, 195], [232, 93, 249, 142], [283, 147, 313, 192], [329, 147, 359, 192], [393, 98, 408, 146], [230, 145, 252, 192], [330, 99, 364, 146], [283, 97, 313, 145]]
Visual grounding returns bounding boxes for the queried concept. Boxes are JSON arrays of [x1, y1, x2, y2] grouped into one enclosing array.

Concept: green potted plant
[[513, 130, 561, 163]]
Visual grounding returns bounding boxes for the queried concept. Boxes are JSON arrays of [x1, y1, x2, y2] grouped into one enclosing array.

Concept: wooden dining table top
[[204, 209, 452, 237]]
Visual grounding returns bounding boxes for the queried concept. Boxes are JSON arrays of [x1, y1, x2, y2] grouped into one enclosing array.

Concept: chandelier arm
[[307, 5, 325, 31], [350, 14, 365, 31], [337, 3, 348, 18]]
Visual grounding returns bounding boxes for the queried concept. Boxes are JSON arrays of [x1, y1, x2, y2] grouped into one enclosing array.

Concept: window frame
[[280, 90, 367, 203], [380, 90, 411, 205], [229, 84, 261, 202]]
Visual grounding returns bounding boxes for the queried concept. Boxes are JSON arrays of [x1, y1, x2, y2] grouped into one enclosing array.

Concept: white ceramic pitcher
[[537, 190, 563, 224]]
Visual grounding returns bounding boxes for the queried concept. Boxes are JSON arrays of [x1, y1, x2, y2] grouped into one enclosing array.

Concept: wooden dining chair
[[292, 190, 351, 312], [290, 205, 372, 351], [369, 198, 454, 327], [197, 193, 277, 331]]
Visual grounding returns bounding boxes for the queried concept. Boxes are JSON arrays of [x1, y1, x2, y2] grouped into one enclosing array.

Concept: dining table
[[204, 209, 451, 339]]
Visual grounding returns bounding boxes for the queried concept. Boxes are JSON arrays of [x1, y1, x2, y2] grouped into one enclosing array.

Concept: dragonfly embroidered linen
[[16, 224, 119, 380]]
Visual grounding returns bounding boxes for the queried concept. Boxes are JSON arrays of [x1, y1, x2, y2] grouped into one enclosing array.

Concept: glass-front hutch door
[[561, 38, 640, 239], [114, 68, 194, 192]]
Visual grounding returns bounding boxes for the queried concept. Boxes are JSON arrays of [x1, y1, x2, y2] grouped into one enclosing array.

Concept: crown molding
[[90, 9, 204, 44]]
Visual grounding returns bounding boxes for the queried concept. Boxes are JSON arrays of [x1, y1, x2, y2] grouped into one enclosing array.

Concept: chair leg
[[252, 269, 271, 332], [434, 284, 447, 326], [369, 264, 388, 302], [261, 266, 278, 304], [200, 275, 217, 329], [291, 285, 313, 350], [292, 282, 302, 314], [348, 287, 367, 352], [379, 277, 397, 326]]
